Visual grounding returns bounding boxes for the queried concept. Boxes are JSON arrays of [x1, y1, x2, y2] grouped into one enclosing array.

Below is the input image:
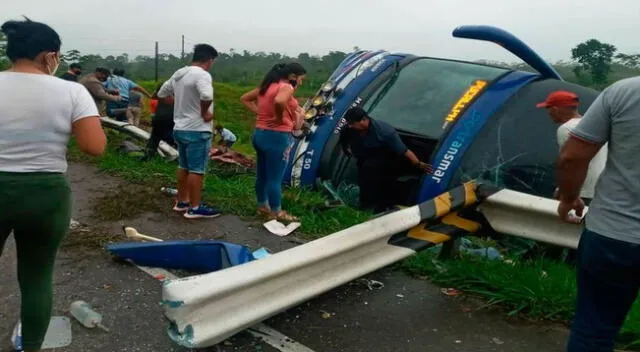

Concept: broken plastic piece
[[263, 220, 301, 237]]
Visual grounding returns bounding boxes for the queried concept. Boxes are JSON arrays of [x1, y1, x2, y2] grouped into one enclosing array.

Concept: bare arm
[[201, 100, 213, 122], [557, 136, 603, 202], [87, 81, 120, 102], [196, 73, 214, 121], [274, 84, 295, 122], [73, 116, 106, 156], [133, 85, 152, 98], [293, 105, 305, 130], [240, 88, 260, 114], [556, 89, 610, 223]]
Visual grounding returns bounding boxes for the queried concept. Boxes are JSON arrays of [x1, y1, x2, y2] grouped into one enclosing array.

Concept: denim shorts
[[173, 130, 212, 174]]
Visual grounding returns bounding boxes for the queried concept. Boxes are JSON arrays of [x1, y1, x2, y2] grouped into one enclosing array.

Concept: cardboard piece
[[263, 220, 301, 237]]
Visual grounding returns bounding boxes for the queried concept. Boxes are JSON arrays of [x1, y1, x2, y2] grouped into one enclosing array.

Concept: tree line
[[1, 32, 638, 91]]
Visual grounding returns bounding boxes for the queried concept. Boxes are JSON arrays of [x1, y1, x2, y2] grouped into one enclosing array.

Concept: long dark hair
[[1, 18, 61, 62], [258, 62, 306, 95]]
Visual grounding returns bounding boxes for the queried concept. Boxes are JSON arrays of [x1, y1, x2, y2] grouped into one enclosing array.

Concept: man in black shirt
[[142, 81, 176, 161], [340, 107, 432, 212], [60, 63, 82, 82]]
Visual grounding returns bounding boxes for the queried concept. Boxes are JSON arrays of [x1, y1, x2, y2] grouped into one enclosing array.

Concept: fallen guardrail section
[[100, 116, 178, 160], [477, 189, 582, 249], [161, 182, 585, 348]]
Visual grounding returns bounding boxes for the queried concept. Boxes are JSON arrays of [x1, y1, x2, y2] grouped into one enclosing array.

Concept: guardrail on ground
[[477, 189, 583, 249], [163, 182, 518, 348], [100, 116, 178, 160], [161, 183, 585, 348]]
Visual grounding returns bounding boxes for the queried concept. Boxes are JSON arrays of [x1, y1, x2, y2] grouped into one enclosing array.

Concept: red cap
[[536, 91, 579, 108]]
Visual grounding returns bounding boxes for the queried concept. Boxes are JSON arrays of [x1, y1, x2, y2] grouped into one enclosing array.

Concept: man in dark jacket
[[340, 107, 432, 212], [60, 63, 82, 82], [142, 81, 175, 161]]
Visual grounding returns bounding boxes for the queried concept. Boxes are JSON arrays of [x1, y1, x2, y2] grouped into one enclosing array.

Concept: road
[[0, 162, 569, 352]]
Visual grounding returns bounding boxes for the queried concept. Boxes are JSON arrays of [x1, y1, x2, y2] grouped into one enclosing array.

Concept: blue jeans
[[567, 229, 640, 352], [173, 130, 212, 174], [252, 129, 292, 212]]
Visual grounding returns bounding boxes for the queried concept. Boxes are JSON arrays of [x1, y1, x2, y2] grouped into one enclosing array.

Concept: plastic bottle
[[69, 301, 110, 332], [160, 187, 178, 196]]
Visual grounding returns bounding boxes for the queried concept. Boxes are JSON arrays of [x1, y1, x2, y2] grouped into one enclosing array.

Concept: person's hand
[[416, 161, 433, 174], [203, 111, 214, 122], [557, 197, 585, 224]]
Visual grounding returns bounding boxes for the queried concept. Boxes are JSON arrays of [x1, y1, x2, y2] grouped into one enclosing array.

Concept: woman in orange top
[[241, 63, 305, 222]]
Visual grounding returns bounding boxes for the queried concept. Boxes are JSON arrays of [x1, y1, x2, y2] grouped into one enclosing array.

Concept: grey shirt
[[571, 76, 640, 244]]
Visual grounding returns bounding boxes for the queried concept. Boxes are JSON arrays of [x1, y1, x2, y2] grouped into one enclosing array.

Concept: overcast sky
[[3, 0, 639, 63]]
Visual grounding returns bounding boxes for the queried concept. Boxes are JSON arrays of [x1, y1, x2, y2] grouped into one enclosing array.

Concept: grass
[[402, 251, 640, 349]]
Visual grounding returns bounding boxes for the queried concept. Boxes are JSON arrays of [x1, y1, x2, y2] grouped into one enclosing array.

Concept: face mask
[[45, 53, 60, 76]]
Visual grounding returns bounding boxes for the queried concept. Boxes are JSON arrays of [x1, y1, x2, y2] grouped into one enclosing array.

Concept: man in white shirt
[[158, 44, 220, 219], [537, 90, 607, 205]]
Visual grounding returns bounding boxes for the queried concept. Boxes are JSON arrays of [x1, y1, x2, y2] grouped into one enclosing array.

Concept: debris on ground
[[160, 187, 178, 196], [12, 317, 73, 350], [396, 294, 405, 298], [252, 247, 272, 260], [209, 147, 255, 169], [263, 220, 301, 237], [69, 301, 110, 332], [492, 337, 505, 345], [320, 311, 333, 319], [357, 278, 385, 290], [441, 288, 461, 297], [117, 140, 144, 156], [459, 238, 503, 261]]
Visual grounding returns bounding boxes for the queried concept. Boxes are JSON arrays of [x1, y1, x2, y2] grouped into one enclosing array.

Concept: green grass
[[402, 251, 640, 349], [84, 81, 369, 238], [71, 111, 370, 240]]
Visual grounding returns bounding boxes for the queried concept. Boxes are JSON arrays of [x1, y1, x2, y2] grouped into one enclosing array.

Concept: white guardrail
[[100, 116, 179, 160], [161, 183, 585, 348], [478, 189, 583, 249]]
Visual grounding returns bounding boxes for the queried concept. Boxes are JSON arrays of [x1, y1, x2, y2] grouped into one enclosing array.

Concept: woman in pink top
[[241, 63, 306, 222]]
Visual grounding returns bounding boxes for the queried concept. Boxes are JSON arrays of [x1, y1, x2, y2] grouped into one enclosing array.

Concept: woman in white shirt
[[0, 18, 106, 352]]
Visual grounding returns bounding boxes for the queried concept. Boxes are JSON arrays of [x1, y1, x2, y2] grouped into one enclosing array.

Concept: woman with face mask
[[0, 18, 107, 352], [241, 63, 306, 222]]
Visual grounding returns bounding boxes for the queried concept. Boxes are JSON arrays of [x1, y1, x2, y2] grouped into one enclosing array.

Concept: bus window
[[450, 79, 599, 197], [364, 58, 508, 139]]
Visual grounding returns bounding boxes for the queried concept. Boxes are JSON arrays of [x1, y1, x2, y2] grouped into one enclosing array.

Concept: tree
[[571, 39, 617, 85], [0, 31, 9, 70], [62, 49, 81, 63], [615, 53, 640, 69]]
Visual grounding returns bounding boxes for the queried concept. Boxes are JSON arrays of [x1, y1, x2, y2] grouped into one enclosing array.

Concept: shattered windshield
[[364, 58, 508, 139], [450, 79, 599, 197]]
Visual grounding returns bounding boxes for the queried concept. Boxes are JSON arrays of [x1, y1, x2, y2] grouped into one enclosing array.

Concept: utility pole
[[181, 35, 185, 63], [154, 41, 159, 82]]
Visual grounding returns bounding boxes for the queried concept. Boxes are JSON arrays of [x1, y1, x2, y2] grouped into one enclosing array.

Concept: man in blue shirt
[[104, 69, 151, 121], [340, 107, 432, 212]]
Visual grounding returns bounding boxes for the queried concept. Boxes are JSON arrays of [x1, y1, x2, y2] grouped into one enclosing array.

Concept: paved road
[[0, 162, 569, 351]]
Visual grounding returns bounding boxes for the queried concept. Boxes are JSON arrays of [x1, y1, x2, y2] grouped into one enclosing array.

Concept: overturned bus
[[285, 25, 599, 207]]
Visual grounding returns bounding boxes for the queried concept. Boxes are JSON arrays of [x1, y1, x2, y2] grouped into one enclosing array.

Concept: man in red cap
[[537, 90, 607, 205]]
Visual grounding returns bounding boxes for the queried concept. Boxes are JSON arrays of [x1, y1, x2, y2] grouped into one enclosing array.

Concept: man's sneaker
[[184, 204, 222, 219], [172, 201, 190, 212]]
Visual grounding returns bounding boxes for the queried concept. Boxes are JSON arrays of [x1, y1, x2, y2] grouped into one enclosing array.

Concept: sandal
[[270, 211, 300, 223], [257, 206, 271, 217]]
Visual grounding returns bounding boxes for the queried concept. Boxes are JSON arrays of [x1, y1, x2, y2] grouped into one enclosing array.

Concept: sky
[[2, 0, 639, 63]]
